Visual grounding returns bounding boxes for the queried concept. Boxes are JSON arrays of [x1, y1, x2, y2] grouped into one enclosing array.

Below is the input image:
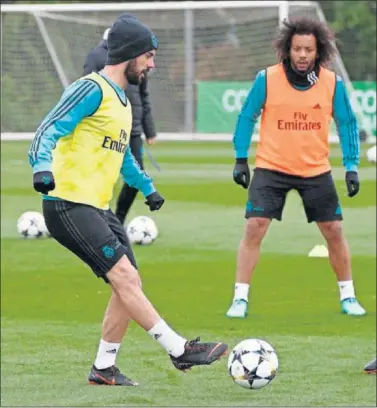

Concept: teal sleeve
[[333, 76, 360, 172], [121, 147, 156, 197], [28, 79, 102, 173], [233, 70, 267, 159]]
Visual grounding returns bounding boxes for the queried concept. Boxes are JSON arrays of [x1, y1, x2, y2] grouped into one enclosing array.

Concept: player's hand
[[146, 137, 156, 146], [33, 171, 55, 195], [233, 158, 250, 189], [145, 191, 165, 211], [345, 171, 360, 197]]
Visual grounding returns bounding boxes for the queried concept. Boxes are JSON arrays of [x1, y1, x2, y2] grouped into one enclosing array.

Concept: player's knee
[[121, 267, 141, 290], [107, 258, 141, 291], [244, 217, 270, 245], [320, 221, 343, 243]]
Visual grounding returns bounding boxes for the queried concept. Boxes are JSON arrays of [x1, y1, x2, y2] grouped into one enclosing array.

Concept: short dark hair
[[274, 16, 337, 66]]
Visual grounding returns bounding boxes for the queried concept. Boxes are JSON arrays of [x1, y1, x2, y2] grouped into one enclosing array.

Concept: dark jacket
[[83, 40, 156, 139]]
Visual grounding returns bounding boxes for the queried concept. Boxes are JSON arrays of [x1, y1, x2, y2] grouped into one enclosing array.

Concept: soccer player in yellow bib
[[28, 14, 227, 386]]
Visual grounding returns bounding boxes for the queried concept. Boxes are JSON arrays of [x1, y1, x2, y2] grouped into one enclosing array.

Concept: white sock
[[234, 283, 249, 301], [338, 280, 355, 301], [94, 339, 121, 370], [148, 319, 187, 358]]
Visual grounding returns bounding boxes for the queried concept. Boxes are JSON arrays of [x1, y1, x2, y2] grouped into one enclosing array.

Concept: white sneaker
[[226, 299, 248, 318], [340, 298, 366, 316]]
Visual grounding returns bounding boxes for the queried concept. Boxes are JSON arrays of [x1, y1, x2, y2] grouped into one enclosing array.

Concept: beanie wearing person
[[106, 14, 158, 65]]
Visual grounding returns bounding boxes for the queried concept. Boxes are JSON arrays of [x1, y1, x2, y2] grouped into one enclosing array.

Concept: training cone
[[308, 244, 329, 258]]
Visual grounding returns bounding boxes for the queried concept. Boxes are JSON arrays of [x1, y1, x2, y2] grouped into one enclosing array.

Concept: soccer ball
[[228, 339, 279, 390], [126, 216, 158, 245], [17, 211, 49, 239], [366, 145, 376, 163]]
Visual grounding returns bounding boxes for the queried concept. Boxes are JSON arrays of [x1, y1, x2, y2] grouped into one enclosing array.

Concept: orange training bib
[[256, 63, 336, 177]]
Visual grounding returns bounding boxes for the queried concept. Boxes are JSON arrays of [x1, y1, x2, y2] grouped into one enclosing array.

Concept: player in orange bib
[[227, 16, 366, 318]]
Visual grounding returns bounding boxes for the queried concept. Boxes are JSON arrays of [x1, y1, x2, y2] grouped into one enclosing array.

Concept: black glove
[[345, 171, 360, 197], [145, 191, 165, 211], [233, 158, 250, 189], [33, 171, 55, 195]]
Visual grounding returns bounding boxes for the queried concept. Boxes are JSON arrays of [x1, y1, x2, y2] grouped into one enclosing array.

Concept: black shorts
[[43, 199, 137, 282], [246, 168, 343, 223]]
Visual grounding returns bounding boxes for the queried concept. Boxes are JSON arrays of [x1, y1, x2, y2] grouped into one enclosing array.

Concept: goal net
[[1, 1, 373, 141]]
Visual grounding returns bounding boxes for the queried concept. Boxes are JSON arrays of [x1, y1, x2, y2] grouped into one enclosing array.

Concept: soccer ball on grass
[[228, 338, 279, 390]]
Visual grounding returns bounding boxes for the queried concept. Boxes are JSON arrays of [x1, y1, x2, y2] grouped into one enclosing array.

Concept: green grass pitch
[[1, 141, 376, 406]]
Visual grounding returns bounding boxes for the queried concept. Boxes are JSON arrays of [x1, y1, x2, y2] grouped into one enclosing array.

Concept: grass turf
[[1, 141, 376, 406]]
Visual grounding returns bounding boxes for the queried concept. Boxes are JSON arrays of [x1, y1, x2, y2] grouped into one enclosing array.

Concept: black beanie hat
[[106, 14, 158, 65]]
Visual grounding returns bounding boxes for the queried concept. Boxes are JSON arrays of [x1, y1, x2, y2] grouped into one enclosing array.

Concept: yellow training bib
[[51, 73, 132, 209]]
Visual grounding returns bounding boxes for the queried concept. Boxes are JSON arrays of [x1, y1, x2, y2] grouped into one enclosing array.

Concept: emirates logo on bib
[[277, 111, 322, 131]]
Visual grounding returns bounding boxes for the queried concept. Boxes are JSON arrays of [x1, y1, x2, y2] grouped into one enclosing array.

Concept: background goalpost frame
[[1, 1, 373, 142], [1, 1, 316, 13]]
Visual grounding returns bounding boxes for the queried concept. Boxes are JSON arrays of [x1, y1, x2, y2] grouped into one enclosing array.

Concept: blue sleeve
[[332, 76, 360, 172], [233, 70, 267, 159], [121, 147, 156, 197], [28, 79, 102, 173]]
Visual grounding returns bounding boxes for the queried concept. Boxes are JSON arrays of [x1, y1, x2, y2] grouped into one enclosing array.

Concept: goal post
[[1, 1, 374, 142]]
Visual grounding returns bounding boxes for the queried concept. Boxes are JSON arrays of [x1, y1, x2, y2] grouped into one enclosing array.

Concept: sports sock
[[338, 280, 355, 301], [148, 319, 186, 358], [94, 339, 121, 369], [234, 283, 249, 301]]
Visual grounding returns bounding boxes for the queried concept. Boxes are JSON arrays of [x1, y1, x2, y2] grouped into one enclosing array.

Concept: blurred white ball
[[17, 211, 49, 239], [126, 216, 158, 245]]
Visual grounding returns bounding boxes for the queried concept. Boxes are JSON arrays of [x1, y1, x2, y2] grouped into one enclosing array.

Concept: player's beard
[[124, 60, 145, 85], [291, 59, 315, 74]]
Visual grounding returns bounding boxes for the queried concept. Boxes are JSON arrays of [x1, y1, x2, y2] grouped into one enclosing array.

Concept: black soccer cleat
[[88, 365, 139, 386], [364, 358, 376, 374], [170, 337, 228, 371]]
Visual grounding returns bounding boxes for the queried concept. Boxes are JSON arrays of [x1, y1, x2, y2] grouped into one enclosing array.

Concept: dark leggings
[[115, 135, 144, 225]]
